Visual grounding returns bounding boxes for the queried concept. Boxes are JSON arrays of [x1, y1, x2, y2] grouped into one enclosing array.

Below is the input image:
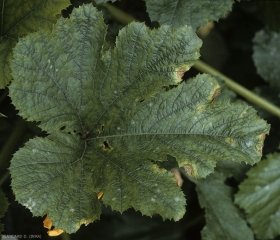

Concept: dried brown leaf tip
[[43, 215, 64, 237], [171, 168, 183, 187], [98, 191, 104, 200]]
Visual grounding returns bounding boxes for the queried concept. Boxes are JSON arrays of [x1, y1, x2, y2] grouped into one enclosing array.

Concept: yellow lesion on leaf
[[197, 105, 205, 112], [257, 132, 268, 154], [184, 164, 194, 177], [174, 66, 190, 82], [210, 86, 220, 102], [225, 137, 235, 146], [43, 215, 64, 237]]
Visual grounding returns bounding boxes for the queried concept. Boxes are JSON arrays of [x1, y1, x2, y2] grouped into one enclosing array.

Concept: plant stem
[[98, 3, 137, 24], [194, 60, 280, 118]]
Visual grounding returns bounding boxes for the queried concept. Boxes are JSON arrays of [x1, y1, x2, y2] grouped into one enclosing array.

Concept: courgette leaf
[[9, 4, 269, 234]]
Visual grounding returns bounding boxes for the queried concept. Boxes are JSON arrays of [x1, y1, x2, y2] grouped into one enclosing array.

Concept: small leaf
[[253, 29, 280, 91], [192, 173, 254, 240], [9, 4, 269, 234], [0, 0, 70, 89], [145, 0, 237, 29], [235, 153, 280, 239]]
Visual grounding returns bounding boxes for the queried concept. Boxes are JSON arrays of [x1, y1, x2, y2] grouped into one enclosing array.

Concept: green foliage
[[235, 153, 280, 239], [253, 29, 280, 91], [95, 0, 239, 29], [144, 0, 237, 29], [7, 3, 270, 234], [191, 172, 254, 240], [0, 189, 9, 236], [0, 0, 70, 89]]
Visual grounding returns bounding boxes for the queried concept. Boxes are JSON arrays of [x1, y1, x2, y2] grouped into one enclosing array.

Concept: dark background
[[1, 0, 280, 239]]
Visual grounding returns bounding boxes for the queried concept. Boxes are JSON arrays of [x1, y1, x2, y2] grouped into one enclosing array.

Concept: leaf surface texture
[[9, 4, 269, 233]]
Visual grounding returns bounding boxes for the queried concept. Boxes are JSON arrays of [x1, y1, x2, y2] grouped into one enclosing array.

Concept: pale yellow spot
[[225, 137, 235, 146], [184, 164, 194, 177]]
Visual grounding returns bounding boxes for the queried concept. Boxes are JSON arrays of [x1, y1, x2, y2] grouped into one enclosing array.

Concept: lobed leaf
[[192, 173, 254, 240], [0, 0, 70, 89], [253, 29, 280, 92], [9, 4, 269, 233], [235, 153, 280, 239], [145, 0, 237, 29]]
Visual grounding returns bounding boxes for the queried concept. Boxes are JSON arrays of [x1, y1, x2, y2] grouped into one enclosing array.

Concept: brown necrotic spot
[[257, 132, 268, 154], [210, 87, 221, 102], [175, 66, 190, 82]]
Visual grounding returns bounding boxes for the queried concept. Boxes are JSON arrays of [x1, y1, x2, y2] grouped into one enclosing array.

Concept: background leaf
[[144, 0, 237, 29], [0, 0, 70, 89], [235, 153, 280, 239], [95, 0, 118, 3], [252, 29, 280, 92], [8, 3, 269, 234], [191, 172, 254, 240]]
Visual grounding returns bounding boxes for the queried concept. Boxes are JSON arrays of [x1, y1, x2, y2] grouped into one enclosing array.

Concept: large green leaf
[[235, 153, 280, 239], [253, 29, 280, 91], [9, 4, 269, 234], [0, 0, 70, 89], [191, 173, 254, 240], [145, 0, 237, 29], [0, 189, 9, 236]]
